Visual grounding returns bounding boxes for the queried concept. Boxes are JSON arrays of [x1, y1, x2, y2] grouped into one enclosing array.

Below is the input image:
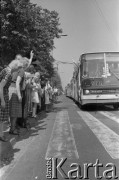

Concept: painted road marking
[[77, 111, 119, 159], [45, 110, 79, 159], [99, 111, 119, 124]]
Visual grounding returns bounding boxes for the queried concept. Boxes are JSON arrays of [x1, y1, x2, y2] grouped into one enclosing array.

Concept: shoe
[[16, 126, 20, 130], [0, 136, 8, 142], [46, 110, 50, 113], [9, 130, 19, 135], [32, 115, 37, 118]]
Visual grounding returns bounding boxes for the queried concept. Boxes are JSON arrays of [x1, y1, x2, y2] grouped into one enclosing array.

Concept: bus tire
[[113, 104, 119, 110], [80, 104, 86, 110]]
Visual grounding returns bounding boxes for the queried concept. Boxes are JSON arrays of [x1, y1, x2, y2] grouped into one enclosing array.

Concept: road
[[0, 95, 119, 180]]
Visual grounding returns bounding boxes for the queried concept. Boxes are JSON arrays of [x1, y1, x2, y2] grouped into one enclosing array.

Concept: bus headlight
[[85, 90, 90, 95]]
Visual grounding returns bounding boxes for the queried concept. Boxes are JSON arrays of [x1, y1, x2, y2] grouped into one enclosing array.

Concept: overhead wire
[[93, 0, 118, 47], [55, 1, 119, 66], [54, 59, 74, 65]]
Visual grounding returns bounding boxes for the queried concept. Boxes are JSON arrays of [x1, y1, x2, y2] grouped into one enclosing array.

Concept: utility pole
[[53, 34, 68, 72]]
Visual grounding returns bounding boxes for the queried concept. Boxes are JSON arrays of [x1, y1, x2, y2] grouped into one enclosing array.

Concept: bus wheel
[[113, 104, 119, 110], [80, 105, 86, 110]]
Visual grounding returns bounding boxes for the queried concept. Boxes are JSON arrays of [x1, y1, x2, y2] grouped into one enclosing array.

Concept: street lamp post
[[53, 34, 68, 71], [60, 34, 68, 37]]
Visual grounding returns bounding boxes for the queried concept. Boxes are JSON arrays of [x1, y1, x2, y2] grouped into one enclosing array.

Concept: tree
[[51, 70, 63, 91], [0, 0, 62, 78]]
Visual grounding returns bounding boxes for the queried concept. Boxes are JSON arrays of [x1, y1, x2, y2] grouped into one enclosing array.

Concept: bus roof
[[80, 52, 119, 57], [79, 52, 119, 61]]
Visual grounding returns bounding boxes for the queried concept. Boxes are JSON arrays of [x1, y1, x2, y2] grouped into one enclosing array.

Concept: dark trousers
[[17, 90, 27, 127]]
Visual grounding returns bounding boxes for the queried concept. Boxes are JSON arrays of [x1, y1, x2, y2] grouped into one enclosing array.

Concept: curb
[[10, 137, 16, 146]]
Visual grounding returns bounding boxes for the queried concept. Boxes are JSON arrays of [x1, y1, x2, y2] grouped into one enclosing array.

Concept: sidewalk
[[0, 96, 63, 168], [0, 111, 46, 168]]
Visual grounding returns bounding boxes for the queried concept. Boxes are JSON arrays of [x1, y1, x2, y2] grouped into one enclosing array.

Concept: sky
[[31, 0, 119, 89]]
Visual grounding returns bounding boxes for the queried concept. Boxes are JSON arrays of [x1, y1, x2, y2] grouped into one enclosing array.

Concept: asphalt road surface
[[0, 95, 119, 180]]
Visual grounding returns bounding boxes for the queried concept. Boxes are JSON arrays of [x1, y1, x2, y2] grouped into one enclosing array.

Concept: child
[[45, 81, 52, 112], [31, 72, 41, 117]]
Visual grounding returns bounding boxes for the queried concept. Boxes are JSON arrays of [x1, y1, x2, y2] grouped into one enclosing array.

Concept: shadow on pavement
[[16, 111, 48, 141], [0, 111, 48, 168], [0, 96, 65, 169], [78, 104, 119, 112], [54, 100, 62, 104], [52, 106, 68, 112], [0, 141, 20, 168]]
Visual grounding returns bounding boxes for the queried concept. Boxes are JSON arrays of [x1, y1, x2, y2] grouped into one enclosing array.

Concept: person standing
[[25, 67, 35, 117], [45, 80, 51, 112], [10, 51, 34, 129], [31, 72, 41, 118], [9, 57, 32, 134], [15, 50, 34, 68], [0, 60, 23, 141], [41, 85, 45, 111], [54, 87, 58, 102]]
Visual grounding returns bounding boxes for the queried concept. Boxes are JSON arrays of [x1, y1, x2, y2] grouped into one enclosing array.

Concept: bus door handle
[[96, 95, 100, 98]]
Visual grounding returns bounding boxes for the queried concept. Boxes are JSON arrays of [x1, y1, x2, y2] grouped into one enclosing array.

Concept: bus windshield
[[82, 52, 119, 86]]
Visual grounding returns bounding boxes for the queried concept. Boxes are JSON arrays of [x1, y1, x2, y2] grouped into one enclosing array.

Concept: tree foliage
[[0, 0, 62, 79], [51, 70, 63, 91]]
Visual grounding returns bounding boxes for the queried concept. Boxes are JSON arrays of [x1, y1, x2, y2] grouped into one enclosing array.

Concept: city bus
[[65, 67, 79, 101], [78, 52, 119, 109], [66, 52, 119, 109], [65, 83, 72, 97]]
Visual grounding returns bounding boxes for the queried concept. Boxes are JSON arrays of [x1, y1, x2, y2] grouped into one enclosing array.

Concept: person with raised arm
[[0, 60, 23, 141]]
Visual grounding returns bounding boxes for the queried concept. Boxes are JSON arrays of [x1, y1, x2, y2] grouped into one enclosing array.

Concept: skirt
[[9, 93, 22, 118], [0, 94, 9, 122], [31, 91, 39, 104], [45, 92, 50, 105]]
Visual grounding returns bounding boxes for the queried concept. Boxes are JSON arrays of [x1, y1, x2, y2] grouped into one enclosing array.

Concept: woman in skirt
[[9, 68, 25, 134], [31, 72, 41, 118], [9, 57, 33, 134], [0, 60, 23, 142]]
